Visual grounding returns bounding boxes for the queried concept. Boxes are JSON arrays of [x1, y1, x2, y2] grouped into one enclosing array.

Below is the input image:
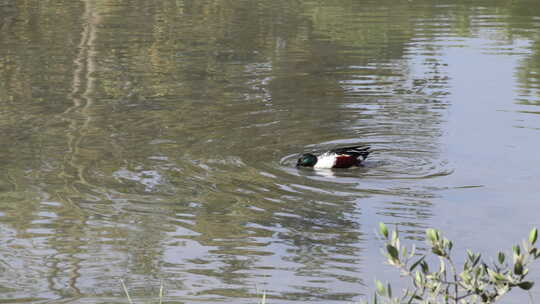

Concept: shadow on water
[[0, 0, 540, 303]]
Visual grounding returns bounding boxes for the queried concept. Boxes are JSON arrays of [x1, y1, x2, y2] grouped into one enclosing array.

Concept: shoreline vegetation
[[120, 224, 539, 304], [364, 223, 539, 304]]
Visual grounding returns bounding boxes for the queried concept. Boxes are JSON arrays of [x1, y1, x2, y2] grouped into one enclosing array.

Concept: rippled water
[[1, 0, 540, 303]]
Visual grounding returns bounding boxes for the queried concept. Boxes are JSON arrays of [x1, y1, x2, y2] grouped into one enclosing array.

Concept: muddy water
[[1, 0, 540, 303]]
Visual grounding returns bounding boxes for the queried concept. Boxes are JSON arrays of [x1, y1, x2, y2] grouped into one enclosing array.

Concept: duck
[[296, 145, 371, 169]]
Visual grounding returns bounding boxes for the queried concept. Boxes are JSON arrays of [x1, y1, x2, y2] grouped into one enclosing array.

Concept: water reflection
[[0, 0, 540, 303]]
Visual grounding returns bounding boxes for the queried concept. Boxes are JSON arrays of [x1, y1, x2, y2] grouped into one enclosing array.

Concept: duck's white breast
[[314, 153, 336, 169]]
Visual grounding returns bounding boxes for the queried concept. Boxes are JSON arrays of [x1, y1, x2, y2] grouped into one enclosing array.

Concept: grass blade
[[120, 279, 134, 304]]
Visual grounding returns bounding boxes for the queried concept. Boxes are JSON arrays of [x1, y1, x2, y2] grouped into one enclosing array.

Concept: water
[[1, 0, 540, 303]]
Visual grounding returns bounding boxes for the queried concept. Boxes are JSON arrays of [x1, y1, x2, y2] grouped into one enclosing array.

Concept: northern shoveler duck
[[296, 145, 371, 169]]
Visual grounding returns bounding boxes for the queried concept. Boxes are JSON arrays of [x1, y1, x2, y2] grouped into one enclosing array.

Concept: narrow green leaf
[[420, 261, 429, 273], [379, 222, 389, 239], [387, 244, 399, 261], [498, 252, 505, 264], [432, 247, 444, 256], [529, 228, 538, 245], [460, 270, 471, 284], [415, 271, 423, 287], [514, 261, 523, 275], [375, 280, 386, 296], [513, 245, 521, 256], [409, 256, 425, 272], [518, 281, 534, 290], [488, 269, 505, 281], [439, 259, 446, 274], [467, 249, 474, 261], [406, 291, 415, 304], [473, 254, 481, 266], [475, 265, 482, 277], [387, 282, 392, 298], [426, 229, 437, 243], [392, 229, 399, 243]]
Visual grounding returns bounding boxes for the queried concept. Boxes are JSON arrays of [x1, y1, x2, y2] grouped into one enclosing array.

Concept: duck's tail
[[331, 145, 371, 160]]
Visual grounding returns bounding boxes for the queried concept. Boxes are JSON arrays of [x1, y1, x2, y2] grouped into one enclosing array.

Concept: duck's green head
[[296, 153, 317, 167]]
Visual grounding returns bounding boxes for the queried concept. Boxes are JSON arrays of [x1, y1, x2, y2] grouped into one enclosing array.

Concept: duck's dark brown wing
[[330, 145, 371, 160]]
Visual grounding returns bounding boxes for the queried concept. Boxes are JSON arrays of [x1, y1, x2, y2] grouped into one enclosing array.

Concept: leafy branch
[[360, 223, 540, 304]]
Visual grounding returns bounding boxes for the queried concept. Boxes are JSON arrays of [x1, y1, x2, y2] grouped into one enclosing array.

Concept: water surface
[[1, 0, 540, 303]]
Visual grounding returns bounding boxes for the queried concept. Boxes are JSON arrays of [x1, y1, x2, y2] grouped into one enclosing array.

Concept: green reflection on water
[[0, 0, 539, 303]]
